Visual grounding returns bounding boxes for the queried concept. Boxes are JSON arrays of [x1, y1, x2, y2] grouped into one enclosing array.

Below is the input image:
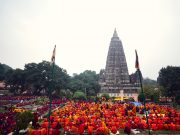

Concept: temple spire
[[105, 29, 130, 85], [113, 28, 118, 37]]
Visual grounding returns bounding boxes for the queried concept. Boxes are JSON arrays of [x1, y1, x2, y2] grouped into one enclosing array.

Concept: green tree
[[5, 68, 25, 94], [24, 61, 70, 95], [0, 64, 5, 81], [143, 85, 160, 103], [5, 61, 70, 95], [56, 89, 73, 99], [24, 61, 51, 95], [157, 66, 180, 104], [69, 70, 100, 96], [137, 77, 159, 103], [0, 63, 12, 81], [73, 91, 86, 100]]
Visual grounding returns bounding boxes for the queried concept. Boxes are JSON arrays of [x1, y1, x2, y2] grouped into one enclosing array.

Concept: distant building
[[98, 29, 140, 101], [0, 81, 9, 95], [0, 81, 5, 89]]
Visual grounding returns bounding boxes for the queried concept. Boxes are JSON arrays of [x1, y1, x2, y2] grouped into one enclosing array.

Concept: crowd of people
[[28, 101, 180, 135], [1, 95, 180, 135]]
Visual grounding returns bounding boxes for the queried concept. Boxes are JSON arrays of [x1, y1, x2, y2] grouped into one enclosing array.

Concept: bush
[[172, 102, 177, 108], [14, 111, 34, 135], [111, 97, 116, 102], [128, 97, 135, 102], [73, 91, 86, 100], [101, 93, 110, 100], [87, 96, 96, 101]]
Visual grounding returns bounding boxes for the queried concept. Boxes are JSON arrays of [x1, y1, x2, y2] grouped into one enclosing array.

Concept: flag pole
[[135, 50, 151, 135], [48, 45, 56, 135]]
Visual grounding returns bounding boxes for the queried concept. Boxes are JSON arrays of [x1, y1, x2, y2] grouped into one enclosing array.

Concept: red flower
[[111, 126, 117, 134], [88, 126, 94, 134], [78, 124, 85, 134], [95, 127, 105, 135]]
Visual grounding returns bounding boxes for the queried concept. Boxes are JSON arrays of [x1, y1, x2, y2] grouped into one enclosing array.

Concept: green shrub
[[87, 96, 96, 101], [101, 93, 110, 100], [14, 111, 34, 135], [172, 102, 177, 108], [73, 91, 86, 100], [128, 97, 135, 102]]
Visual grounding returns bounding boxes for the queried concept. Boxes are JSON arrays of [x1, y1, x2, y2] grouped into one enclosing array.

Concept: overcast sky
[[0, 0, 180, 80]]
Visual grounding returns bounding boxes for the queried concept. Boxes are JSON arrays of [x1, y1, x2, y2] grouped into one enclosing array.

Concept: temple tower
[[105, 29, 130, 85], [99, 29, 139, 101]]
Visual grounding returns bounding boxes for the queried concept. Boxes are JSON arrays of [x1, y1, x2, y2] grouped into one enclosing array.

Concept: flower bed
[[0, 111, 17, 134], [28, 101, 180, 135]]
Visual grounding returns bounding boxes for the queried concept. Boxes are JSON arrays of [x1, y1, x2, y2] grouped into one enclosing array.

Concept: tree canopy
[[4, 61, 70, 95], [137, 76, 159, 102], [0, 63, 12, 81], [69, 70, 100, 96], [143, 85, 160, 103], [2, 62, 100, 97], [73, 91, 86, 100], [157, 66, 180, 103], [143, 77, 157, 86]]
